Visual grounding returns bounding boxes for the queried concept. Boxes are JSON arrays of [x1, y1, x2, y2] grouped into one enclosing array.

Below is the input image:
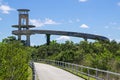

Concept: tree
[[55, 50, 74, 62], [0, 42, 30, 80], [32, 40, 120, 73], [2, 36, 26, 46], [2, 36, 16, 43]]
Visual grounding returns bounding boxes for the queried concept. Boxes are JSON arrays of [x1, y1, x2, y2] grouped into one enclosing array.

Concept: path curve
[[34, 62, 85, 80]]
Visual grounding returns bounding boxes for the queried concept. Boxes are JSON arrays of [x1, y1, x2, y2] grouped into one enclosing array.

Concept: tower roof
[[17, 9, 30, 12]]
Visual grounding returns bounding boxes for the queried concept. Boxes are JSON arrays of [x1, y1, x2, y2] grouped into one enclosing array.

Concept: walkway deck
[[34, 62, 85, 80]]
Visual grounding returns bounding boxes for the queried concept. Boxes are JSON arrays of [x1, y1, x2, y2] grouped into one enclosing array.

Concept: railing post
[[73, 64, 76, 72], [55, 60, 57, 65], [72, 64, 74, 72], [81, 66, 83, 74], [68, 63, 70, 69], [76, 65, 78, 75], [107, 71, 109, 80], [63, 62, 65, 68], [71, 63, 73, 70], [58, 61, 60, 66], [61, 61, 63, 68], [96, 68, 98, 80], [87, 68, 90, 80], [60, 61, 62, 67], [62, 61, 63, 67], [64, 62, 66, 68]]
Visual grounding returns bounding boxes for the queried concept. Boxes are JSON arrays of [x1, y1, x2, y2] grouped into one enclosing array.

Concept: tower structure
[[12, 9, 35, 46], [12, 9, 109, 46]]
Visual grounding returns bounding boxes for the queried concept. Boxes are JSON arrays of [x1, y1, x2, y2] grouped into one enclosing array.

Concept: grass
[[64, 68, 96, 80], [28, 66, 39, 80], [28, 67, 32, 80]]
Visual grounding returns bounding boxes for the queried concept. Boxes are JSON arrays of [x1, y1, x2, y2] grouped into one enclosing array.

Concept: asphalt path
[[34, 62, 85, 80]]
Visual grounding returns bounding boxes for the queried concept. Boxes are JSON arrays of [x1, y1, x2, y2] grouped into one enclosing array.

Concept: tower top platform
[[17, 9, 30, 12]]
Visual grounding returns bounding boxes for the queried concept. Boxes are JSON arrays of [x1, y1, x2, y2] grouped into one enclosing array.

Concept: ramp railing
[[36, 59, 120, 80], [29, 61, 37, 80]]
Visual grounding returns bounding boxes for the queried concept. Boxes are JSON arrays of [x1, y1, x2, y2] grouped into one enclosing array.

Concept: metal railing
[[29, 61, 37, 80], [36, 59, 120, 80]]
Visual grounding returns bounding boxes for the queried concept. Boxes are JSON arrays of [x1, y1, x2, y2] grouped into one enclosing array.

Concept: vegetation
[[28, 67, 32, 80], [0, 36, 31, 80], [1, 35, 120, 79], [32, 40, 120, 73]]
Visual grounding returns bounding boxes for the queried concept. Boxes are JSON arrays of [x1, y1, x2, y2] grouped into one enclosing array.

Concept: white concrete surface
[[34, 62, 85, 80]]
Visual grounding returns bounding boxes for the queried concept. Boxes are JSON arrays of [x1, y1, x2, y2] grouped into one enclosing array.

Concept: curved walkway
[[34, 62, 85, 80], [12, 30, 109, 41]]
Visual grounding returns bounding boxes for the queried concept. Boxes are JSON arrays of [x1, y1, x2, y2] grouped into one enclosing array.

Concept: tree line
[[1, 36, 120, 79], [32, 40, 120, 73]]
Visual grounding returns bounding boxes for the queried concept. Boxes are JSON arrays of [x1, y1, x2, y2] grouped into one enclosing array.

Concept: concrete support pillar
[[26, 35, 30, 46], [18, 26, 21, 40], [84, 38, 87, 41], [46, 34, 51, 45], [18, 35, 21, 40]]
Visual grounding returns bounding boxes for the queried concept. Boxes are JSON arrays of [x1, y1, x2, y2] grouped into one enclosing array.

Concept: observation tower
[[12, 9, 109, 46], [12, 9, 35, 46]]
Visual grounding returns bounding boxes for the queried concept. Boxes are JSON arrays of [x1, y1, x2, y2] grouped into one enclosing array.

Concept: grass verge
[[28, 67, 32, 80], [64, 68, 96, 80]]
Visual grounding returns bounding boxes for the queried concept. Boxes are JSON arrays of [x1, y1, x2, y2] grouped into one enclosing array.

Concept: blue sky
[[0, 0, 120, 45]]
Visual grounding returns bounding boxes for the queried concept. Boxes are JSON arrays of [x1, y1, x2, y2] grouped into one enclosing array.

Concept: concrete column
[[26, 35, 30, 46], [18, 35, 21, 40], [84, 38, 87, 41], [18, 25, 21, 40], [46, 34, 51, 45]]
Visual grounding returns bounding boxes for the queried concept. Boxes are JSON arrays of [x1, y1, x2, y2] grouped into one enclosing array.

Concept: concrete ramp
[[34, 62, 85, 80]]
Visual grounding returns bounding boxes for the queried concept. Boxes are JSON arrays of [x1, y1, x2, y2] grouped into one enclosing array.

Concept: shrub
[[0, 42, 30, 80]]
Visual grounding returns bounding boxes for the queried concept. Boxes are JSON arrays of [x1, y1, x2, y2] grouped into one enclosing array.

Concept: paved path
[[34, 62, 85, 80]]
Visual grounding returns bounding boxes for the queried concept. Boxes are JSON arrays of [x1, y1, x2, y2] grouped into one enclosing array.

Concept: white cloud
[[30, 18, 59, 27], [0, 5, 15, 14], [110, 22, 117, 25], [80, 24, 89, 28], [104, 26, 109, 29], [76, 19, 80, 22], [114, 39, 120, 43], [110, 38, 120, 43], [68, 19, 80, 23], [117, 2, 120, 6], [30, 19, 44, 27], [56, 36, 70, 41], [0, 17, 2, 21], [68, 20, 73, 23], [31, 42, 36, 46], [44, 18, 58, 25], [79, 0, 88, 2], [104, 22, 118, 29]]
